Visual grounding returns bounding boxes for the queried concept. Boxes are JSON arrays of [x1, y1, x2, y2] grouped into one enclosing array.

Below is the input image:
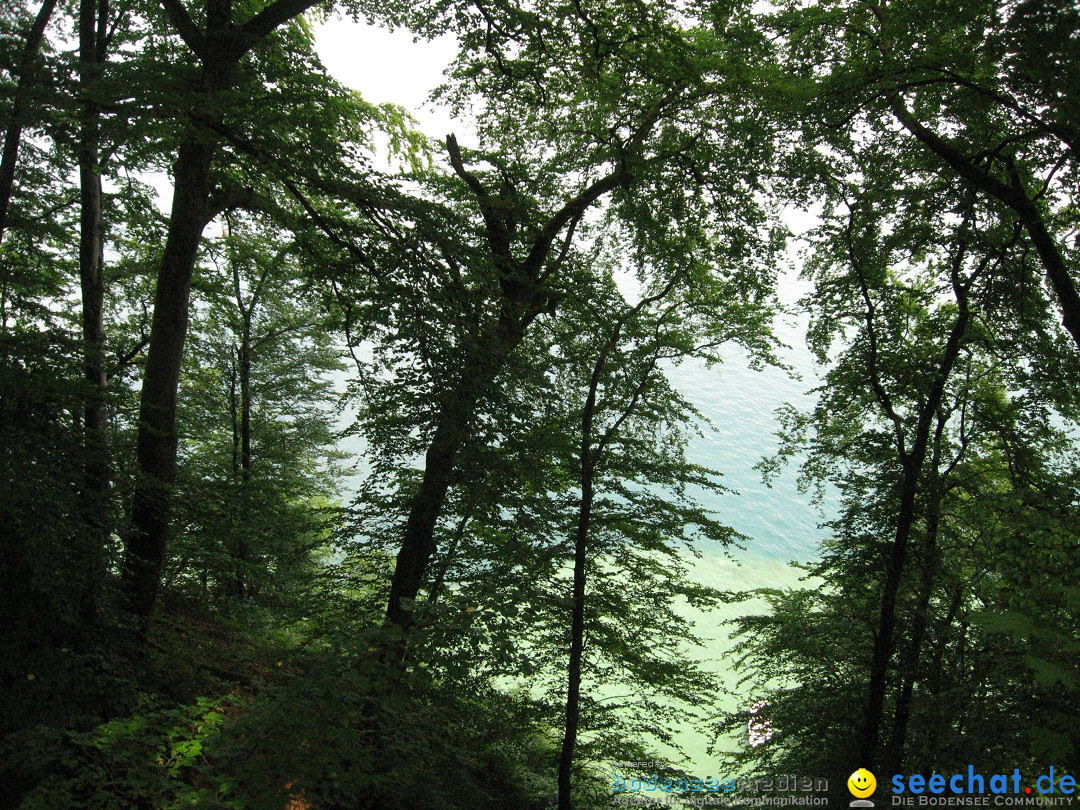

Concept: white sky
[[313, 18, 464, 144]]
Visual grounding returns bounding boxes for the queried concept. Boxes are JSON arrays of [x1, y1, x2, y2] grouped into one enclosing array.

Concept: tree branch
[[845, 212, 906, 456], [109, 333, 150, 378], [235, 0, 323, 55], [282, 178, 376, 271], [156, 0, 204, 55], [445, 133, 490, 202], [202, 185, 253, 228], [522, 170, 627, 277], [446, 133, 513, 263], [889, 95, 1080, 352]]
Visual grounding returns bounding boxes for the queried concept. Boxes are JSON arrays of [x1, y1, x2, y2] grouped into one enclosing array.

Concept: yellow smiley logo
[[848, 768, 876, 798]]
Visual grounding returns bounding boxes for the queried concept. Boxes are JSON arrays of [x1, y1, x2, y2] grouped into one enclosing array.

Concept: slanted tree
[[344, 247, 771, 801], [371, 0, 782, 633], [382, 132, 636, 632]]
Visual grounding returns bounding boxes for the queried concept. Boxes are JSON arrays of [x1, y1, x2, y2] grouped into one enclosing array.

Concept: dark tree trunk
[[232, 327, 252, 598], [884, 493, 941, 773], [859, 459, 920, 768], [239, 337, 251, 483], [885, 399, 966, 772], [230, 345, 240, 477], [556, 315, 622, 810], [118, 0, 326, 630], [122, 133, 218, 625], [555, 286, 669, 810], [854, 234, 973, 768], [118, 0, 354, 630], [0, 0, 59, 246], [557, 409, 595, 810], [922, 586, 962, 760], [385, 356, 491, 630], [121, 49, 236, 625], [76, 0, 112, 635]]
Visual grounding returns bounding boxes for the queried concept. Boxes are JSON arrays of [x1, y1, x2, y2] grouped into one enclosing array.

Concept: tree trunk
[[921, 586, 962, 760], [557, 427, 594, 810], [385, 357, 489, 630], [76, 0, 110, 634], [0, 0, 59, 246], [122, 136, 216, 625], [859, 458, 920, 767], [855, 240, 972, 768], [555, 295, 667, 810], [239, 336, 251, 483], [233, 327, 252, 598], [121, 53, 234, 626], [119, 0, 324, 632], [384, 137, 626, 633], [230, 345, 240, 477], [884, 493, 941, 773]]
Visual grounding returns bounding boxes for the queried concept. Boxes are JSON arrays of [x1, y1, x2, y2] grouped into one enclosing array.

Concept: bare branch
[[445, 134, 491, 203]]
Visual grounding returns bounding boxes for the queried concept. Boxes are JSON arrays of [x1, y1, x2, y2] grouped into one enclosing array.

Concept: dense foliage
[[1, 0, 1076, 807]]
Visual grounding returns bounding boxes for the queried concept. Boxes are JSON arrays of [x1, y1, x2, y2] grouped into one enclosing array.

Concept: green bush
[[18, 695, 248, 810]]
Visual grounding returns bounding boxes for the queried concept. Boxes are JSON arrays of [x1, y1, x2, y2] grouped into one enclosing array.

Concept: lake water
[[645, 276, 834, 772]]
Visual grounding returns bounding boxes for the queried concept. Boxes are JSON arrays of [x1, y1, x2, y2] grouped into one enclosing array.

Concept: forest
[[1, 0, 1077, 807]]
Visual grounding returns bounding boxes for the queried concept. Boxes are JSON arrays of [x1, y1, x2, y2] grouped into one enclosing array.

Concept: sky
[[313, 17, 463, 145]]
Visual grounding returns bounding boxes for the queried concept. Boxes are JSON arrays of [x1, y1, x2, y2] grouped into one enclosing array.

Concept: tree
[[382, 133, 636, 632], [164, 214, 345, 609], [736, 0, 1080, 770], [75, 0, 134, 633], [0, 0, 58, 247], [837, 203, 982, 769], [775, 0, 1080, 351], [721, 106, 1080, 779], [366, 0, 782, 633], [554, 258, 775, 808], [726, 372, 1080, 781], [121, 0, 368, 629], [340, 189, 778, 796]]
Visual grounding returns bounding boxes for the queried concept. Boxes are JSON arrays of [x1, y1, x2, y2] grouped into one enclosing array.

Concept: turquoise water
[[642, 278, 833, 771], [671, 275, 831, 584], [673, 344, 823, 564]]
